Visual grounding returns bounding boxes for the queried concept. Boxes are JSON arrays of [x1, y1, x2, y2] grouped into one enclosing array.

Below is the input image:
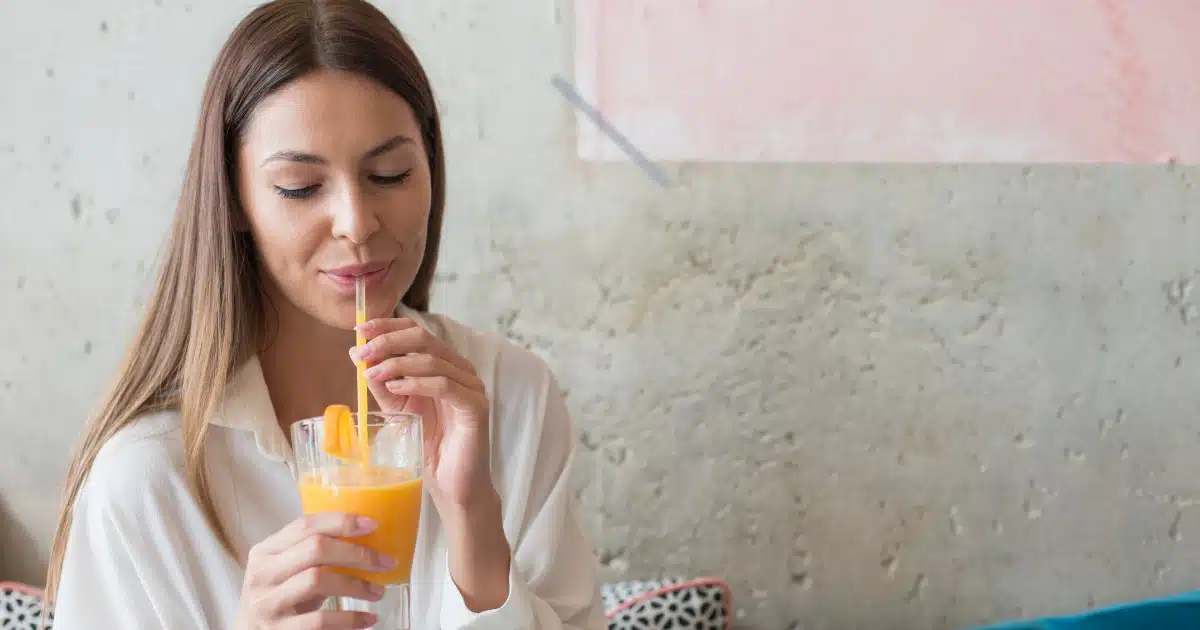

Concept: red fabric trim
[[0, 581, 45, 599], [605, 577, 734, 630]]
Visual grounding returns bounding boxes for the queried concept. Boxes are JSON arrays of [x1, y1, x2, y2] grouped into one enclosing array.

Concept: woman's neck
[[258, 300, 362, 431]]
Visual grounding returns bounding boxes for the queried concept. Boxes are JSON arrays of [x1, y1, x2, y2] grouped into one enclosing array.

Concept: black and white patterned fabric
[[0, 585, 52, 630], [602, 577, 731, 630], [3, 578, 730, 630]]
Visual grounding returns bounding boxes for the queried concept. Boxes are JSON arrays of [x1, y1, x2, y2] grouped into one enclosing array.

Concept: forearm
[[443, 487, 513, 612]]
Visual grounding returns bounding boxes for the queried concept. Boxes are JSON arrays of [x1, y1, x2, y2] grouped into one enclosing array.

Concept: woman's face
[[235, 69, 432, 329]]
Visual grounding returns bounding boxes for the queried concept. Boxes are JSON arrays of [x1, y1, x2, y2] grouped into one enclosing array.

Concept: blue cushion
[[972, 591, 1200, 629]]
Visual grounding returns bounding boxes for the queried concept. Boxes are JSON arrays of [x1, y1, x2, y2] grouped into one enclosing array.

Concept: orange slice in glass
[[322, 404, 361, 460]]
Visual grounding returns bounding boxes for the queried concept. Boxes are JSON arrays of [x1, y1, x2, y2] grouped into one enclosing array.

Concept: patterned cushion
[[602, 577, 732, 630], [3, 576, 732, 630], [0, 582, 52, 630]]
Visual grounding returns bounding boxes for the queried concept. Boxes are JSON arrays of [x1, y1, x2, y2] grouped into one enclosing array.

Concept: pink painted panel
[[574, 0, 1200, 163]]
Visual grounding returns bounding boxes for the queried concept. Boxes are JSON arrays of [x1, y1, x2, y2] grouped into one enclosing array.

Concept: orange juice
[[298, 466, 422, 585]]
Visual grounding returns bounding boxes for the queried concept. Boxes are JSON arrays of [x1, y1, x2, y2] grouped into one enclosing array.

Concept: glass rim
[[294, 410, 421, 429]]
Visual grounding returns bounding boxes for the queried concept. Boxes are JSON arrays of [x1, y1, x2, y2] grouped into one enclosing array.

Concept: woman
[[45, 0, 605, 628]]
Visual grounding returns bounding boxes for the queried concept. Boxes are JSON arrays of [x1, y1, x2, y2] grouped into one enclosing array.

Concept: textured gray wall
[[3, 2, 1200, 629]]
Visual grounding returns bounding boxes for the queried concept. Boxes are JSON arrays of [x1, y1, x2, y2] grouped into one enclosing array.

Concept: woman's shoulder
[[76, 409, 188, 511]]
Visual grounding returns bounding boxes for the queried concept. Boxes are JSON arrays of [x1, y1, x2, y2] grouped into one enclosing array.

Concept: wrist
[[444, 487, 512, 612], [442, 479, 502, 525]]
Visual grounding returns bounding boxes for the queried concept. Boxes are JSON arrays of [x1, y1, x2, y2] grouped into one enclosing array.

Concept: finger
[[276, 610, 378, 630], [383, 375, 489, 413], [362, 353, 483, 393], [363, 375, 410, 407], [353, 325, 476, 374], [266, 534, 397, 586], [351, 318, 419, 373], [267, 568, 384, 617], [255, 513, 376, 557]]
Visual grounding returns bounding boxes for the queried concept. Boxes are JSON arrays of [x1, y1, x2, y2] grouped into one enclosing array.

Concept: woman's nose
[[329, 184, 381, 244]]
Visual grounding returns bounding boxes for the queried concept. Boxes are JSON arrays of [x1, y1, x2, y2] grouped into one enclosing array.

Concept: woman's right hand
[[233, 512, 398, 629]]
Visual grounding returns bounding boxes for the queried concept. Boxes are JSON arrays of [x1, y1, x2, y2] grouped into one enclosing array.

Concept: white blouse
[[52, 308, 607, 629]]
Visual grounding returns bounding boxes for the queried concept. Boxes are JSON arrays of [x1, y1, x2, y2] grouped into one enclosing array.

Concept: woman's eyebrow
[[260, 135, 416, 167]]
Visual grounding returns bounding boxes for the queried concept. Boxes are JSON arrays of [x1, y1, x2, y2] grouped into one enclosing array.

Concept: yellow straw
[[355, 274, 370, 465]]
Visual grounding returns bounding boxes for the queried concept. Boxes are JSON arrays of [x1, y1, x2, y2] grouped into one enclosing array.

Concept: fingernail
[[354, 516, 377, 534], [368, 583, 385, 597], [386, 379, 407, 392], [363, 365, 380, 379], [375, 552, 397, 569], [359, 613, 379, 628], [348, 346, 361, 360]]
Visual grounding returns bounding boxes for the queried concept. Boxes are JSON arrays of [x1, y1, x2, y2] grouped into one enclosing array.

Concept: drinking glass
[[291, 411, 423, 630]]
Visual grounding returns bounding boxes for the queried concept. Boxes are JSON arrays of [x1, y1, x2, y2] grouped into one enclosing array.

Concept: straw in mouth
[[355, 274, 370, 464]]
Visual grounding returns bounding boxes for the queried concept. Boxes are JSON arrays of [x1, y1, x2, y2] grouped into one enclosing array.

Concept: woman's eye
[[370, 170, 411, 186], [274, 184, 319, 199]]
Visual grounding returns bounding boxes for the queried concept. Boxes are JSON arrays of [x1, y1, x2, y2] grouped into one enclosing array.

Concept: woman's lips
[[322, 262, 392, 293]]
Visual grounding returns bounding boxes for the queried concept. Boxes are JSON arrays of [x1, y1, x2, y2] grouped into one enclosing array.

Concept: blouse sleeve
[[52, 434, 239, 629]]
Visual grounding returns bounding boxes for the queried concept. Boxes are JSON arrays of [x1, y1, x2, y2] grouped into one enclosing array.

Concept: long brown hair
[[45, 0, 445, 601]]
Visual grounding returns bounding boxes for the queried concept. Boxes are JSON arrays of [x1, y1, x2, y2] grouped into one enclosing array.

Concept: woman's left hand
[[350, 318, 495, 512]]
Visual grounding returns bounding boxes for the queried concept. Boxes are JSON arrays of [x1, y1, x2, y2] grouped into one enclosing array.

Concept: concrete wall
[[2, 2, 1200, 629]]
